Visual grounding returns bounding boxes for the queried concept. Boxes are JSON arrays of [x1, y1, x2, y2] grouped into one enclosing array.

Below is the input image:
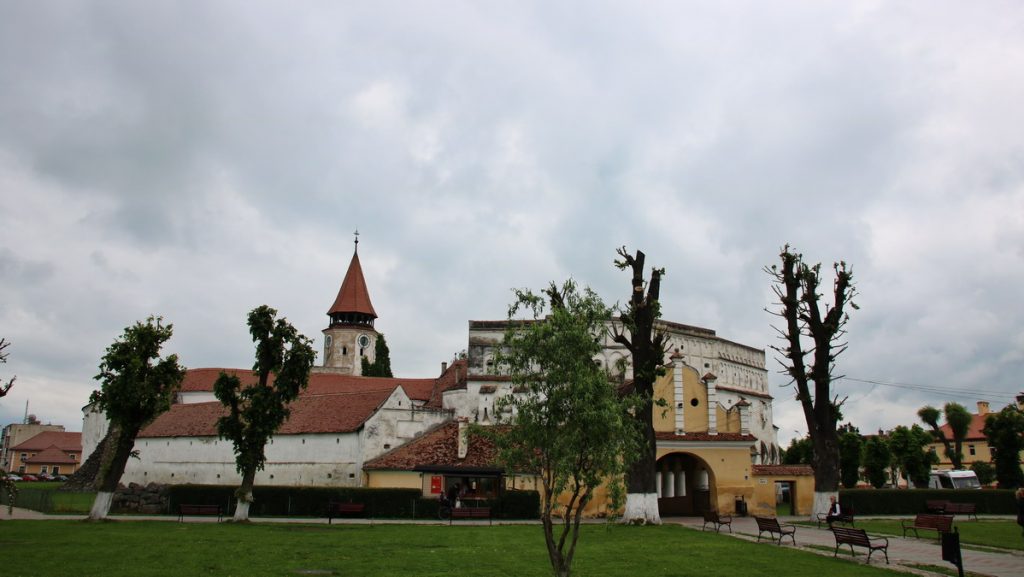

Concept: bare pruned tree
[[0, 338, 15, 399]]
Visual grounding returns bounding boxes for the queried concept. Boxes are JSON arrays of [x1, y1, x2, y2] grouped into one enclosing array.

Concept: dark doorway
[[656, 453, 714, 516]]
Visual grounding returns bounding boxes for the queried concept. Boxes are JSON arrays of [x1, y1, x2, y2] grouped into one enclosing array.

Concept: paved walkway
[[672, 516, 1024, 577]]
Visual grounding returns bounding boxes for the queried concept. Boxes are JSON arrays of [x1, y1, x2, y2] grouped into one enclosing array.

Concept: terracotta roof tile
[[24, 445, 78, 465], [10, 432, 81, 452], [937, 413, 988, 441], [752, 464, 814, 476], [425, 359, 468, 409], [327, 251, 377, 317], [363, 422, 500, 471], [180, 368, 436, 401]]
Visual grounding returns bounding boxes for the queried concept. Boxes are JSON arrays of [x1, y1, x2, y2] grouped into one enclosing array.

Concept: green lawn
[[3, 483, 95, 514], [0, 521, 910, 577], [840, 519, 1023, 552]]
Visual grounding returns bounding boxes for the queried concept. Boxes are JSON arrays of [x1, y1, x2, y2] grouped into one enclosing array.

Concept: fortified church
[[81, 240, 810, 517]]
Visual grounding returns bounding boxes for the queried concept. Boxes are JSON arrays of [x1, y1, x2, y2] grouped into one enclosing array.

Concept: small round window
[[690, 398, 700, 407]]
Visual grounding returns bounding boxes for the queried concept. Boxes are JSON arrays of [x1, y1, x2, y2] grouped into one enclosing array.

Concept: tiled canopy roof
[[179, 368, 437, 403], [328, 251, 377, 318], [752, 464, 814, 476], [25, 445, 77, 464], [10, 431, 81, 452], [363, 422, 500, 471]]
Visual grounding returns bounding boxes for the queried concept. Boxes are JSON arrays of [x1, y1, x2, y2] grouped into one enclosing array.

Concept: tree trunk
[[88, 426, 136, 520], [623, 395, 661, 524], [233, 468, 256, 522], [810, 428, 840, 520]]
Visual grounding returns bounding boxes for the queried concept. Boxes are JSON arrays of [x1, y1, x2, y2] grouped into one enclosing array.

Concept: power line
[[838, 377, 1020, 401]]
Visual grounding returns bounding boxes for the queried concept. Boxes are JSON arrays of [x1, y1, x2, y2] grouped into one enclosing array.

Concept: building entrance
[[655, 453, 714, 516]]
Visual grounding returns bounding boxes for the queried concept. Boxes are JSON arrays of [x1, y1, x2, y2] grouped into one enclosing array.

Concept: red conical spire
[[327, 233, 377, 319]]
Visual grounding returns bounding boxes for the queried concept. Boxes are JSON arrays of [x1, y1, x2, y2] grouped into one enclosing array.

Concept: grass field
[[845, 519, 1023, 552], [0, 521, 910, 577], [2, 483, 95, 514]]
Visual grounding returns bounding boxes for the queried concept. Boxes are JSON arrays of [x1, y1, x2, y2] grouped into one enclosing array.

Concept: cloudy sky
[[2, 2, 1022, 446]]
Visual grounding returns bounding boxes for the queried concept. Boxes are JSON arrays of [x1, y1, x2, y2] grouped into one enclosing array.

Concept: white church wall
[[80, 405, 109, 464]]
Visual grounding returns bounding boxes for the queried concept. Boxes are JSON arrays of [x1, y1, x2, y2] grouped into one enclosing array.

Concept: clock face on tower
[[357, 334, 371, 349]]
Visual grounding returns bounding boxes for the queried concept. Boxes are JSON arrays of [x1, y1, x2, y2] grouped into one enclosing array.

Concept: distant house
[[1, 422, 66, 473], [8, 431, 82, 476], [929, 400, 1024, 471]]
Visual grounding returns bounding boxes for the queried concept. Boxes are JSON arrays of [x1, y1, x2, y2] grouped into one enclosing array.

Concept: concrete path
[[672, 516, 1024, 577]]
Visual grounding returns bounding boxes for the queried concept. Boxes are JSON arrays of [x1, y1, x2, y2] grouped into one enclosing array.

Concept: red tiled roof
[[937, 413, 988, 441], [752, 464, 814, 476], [10, 431, 81, 452], [655, 432, 757, 442], [425, 359, 468, 409], [139, 387, 396, 438], [24, 445, 78, 464], [327, 251, 377, 318], [180, 368, 435, 402], [363, 422, 500, 471]]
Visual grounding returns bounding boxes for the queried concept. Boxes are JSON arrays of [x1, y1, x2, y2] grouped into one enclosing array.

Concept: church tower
[[322, 233, 379, 375]]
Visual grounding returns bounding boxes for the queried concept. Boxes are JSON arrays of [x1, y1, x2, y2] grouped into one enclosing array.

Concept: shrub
[[839, 488, 1016, 514]]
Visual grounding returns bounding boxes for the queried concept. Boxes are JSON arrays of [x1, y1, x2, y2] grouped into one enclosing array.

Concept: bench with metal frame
[[753, 516, 796, 545], [830, 526, 889, 564]]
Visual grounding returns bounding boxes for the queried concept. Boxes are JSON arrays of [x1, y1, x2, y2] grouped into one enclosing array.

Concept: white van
[[928, 470, 981, 489]]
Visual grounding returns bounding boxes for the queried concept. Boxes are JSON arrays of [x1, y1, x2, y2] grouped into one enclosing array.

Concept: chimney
[[441, 361, 448, 375], [457, 419, 468, 460], [977, 401, 990, 415]]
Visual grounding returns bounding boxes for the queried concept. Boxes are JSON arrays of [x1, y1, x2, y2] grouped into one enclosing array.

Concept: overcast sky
[[2, 2, 1022, 447]]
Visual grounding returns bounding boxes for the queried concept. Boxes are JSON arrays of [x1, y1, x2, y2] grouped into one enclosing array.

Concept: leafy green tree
[[982, 405, 1024, 489], [489, 279, 642, 577], [918, 403, 973, 469], [1, 338, 17, 511], [838, 426, 863, 489], [861, 435, 891, 489], [888, 425, 936, 488], [612, 247, 667, 525], [969, 461, 996, 486], [215, 306, 315, 521], [89, 317, 185, 520], [360, 333, 393, 377], [782, 436, 814, 465], [766, 246, 857, 515]]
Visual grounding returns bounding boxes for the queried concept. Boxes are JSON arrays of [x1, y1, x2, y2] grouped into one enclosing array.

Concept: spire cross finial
[[354, 229, 360, 251]]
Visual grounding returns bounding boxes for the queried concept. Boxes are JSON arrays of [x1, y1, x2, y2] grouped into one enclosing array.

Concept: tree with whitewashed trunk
[[490, 279, 642, 577], [766, 246, 857, 520], [88, 318, 185, 520], [612, 248, 668, 525], [215, 305, 315, 522]]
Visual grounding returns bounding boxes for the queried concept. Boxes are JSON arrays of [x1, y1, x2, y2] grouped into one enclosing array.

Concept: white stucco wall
[[80, 405, 109, 464]]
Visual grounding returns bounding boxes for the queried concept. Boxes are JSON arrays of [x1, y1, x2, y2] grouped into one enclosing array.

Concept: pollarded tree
[[490, 279, 642, 577], [861, 435, 891, 489], [918, 403, 972, 470], [360, 333, 393, 377], [0, 338, 14, 398], [1, 338, 17, 511], [612, 247, 667, 525], [888, 424, 936, 488], [982, 404, 1024, 489], [89, 317, 186, 520], [766, 245, 857, 518], [215, 305, 316, 521], [838, 425, 863, 489]]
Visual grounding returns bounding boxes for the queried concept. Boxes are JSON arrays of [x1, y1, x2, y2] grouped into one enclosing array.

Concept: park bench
[[943, 502, 978, 521], [901, 513, 953, 539], [830, 527, 889, 564], [327, 502, 366, 524], [450, 506, 492, 525], [754, 516, 796, 545], [702, 510, 733, 533], [925, 499, 948, 513], [816, 505, 855, 528], [178, 504, 222, 522]]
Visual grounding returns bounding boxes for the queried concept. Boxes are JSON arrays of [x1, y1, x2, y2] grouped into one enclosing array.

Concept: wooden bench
[[901, 513, 953, 539], [178, 504, 222, 522], [327, 502, 366, 524], [702, 510, 732, 533], [754, 516, 796, 545], [831, 527, 889, 564], [450, 506, 492, 525], [943, 502, 978, 521], [925, 500, 948, 514], [816, 505, 855, 528]]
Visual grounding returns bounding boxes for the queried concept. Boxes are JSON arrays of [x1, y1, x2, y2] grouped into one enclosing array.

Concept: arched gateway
[[655, 452, 716, 516]]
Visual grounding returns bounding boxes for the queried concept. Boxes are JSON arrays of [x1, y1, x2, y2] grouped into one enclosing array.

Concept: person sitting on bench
[[825, 495, 842, 528]]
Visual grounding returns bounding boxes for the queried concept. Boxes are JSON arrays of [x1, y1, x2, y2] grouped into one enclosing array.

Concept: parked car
[[5, 474, 22, 482], [928, 470, 981, 489], [38, 473, 55, 481], [55, 475, 69, 482], [20, 474, 39, 482]]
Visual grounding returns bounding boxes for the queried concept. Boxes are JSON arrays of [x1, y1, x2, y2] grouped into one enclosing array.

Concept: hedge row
[[839, 488, 1017, 514], [166, 485, 540, 519]]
